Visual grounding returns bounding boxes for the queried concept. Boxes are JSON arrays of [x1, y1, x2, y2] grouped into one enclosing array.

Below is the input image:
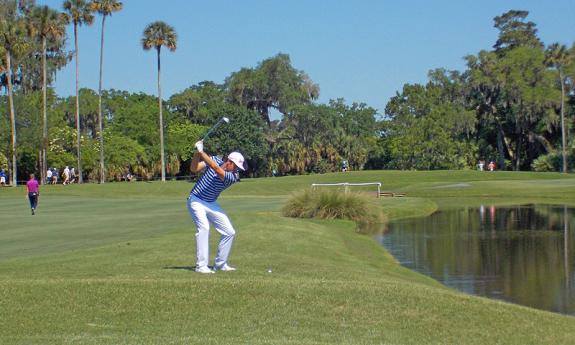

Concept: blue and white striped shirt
[[190, 156, 239, 202]]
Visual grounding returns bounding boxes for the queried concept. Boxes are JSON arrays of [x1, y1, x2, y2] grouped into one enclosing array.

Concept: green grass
[[1, 170, 575, 344]]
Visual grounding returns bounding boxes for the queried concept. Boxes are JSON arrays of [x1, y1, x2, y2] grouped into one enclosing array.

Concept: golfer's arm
[[190, 152, 206, 173], [198, 152, 226, 180]]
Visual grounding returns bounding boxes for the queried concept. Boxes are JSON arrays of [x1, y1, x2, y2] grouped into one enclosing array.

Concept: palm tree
[[141, 21, 177, 182], [62, 0, 94, 184], [89, 0, 122, 183], [545, 43, 571, 173], [29, 5, 66, 185], [0, 1, 28, 186]]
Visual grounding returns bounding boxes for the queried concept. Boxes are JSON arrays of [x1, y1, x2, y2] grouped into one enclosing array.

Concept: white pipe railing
[[311, 182, 382, 197]]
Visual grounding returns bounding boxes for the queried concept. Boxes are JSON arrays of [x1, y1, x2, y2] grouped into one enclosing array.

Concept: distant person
[[46, 168, 52, 184], [70, 167, 76, 184], [488, 161, 495, 172], [188, 140, 245, 274], [63, 166, 70, 185], [26, 173, 40, 215], [341, 160, 348, 172], [478, 160, 485, 171], [0, 169, 6, 186], [51, 168, 58, 184]]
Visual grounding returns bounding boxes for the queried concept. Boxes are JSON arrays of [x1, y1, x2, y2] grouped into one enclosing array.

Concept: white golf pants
[[187, 195, 236, 269]]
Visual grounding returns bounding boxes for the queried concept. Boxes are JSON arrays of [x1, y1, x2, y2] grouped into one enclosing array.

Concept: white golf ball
[[267, 269, 272, 273]]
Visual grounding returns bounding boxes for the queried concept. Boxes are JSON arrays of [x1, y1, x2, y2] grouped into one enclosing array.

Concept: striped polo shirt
[[190, 156, 239, 202]]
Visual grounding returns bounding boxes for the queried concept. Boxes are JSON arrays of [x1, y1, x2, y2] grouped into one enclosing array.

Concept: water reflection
[[379, 204, 575, 315]]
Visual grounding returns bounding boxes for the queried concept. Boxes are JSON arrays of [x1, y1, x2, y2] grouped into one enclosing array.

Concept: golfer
[[26, 173, 40, 215], [188, 140, 246, 274]]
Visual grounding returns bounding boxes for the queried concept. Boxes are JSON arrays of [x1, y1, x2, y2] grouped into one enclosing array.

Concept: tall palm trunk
[[157, 46, 165, 182], [560, 71, 567, 173], [515, 124, 522, 171], [6, 50, 17, 186], [496, 122, 507, 170], [74, 23, 83, 183], [97, 15, 106, 184], [564, 206, 570, 289], [41, 36, 48, 185]]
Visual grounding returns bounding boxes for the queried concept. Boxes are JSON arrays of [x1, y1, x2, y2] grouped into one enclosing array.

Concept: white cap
[[227, 151, 246, 171]]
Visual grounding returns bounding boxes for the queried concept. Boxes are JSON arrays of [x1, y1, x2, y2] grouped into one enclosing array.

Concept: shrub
[[532, 151, 574, 172], [532, 154, 557, 172], [282, 189, 385, 227]]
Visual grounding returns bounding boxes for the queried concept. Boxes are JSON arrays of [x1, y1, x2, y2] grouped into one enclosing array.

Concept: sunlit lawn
[[1, 170, 574, 344]]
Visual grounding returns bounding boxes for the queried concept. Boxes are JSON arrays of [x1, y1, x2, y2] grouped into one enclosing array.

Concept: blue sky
[[38, 0, 574, 117]]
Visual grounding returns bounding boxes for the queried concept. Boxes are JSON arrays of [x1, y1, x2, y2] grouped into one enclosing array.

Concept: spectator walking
[[51, 168, 58, 184], [63, 166, 70, 185], [26, 174, 40, 215], [0, 169, 6, 186], [70, 167, 76, 184], [488, 161, 495, 171], [46, 168, 52, 184]]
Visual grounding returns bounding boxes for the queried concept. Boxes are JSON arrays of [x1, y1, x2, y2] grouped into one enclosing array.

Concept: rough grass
[[282, 189, 385, 227]]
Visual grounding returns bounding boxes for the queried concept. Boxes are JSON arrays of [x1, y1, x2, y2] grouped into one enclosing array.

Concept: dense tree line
[[378, 11, 575, 172], [1, 3, 574, 184]]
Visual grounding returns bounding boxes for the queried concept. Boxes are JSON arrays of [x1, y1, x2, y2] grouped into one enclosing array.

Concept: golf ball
[[267, 269, 272, 273]]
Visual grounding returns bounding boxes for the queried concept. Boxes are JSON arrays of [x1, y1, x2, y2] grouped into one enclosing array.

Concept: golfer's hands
[[195, 140, 204, 153]]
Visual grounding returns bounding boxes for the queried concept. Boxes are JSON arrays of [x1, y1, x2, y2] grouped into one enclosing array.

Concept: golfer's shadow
[[163, 266, 197, 271]]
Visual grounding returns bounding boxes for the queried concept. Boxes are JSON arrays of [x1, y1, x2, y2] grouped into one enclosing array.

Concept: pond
[[378, 204, 575, 315]]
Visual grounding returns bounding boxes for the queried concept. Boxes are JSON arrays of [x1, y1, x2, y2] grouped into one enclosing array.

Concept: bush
[[282, 189, 385, 228], [532, 154, 558, 172], [532, 151, 574, 172]]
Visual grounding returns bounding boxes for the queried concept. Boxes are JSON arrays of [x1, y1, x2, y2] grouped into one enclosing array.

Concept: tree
[[62, 0, 94, 183], [168, 81, 227, 125], [89, 0, 122, 183], [383, 81, 476, 170], [465, 51, 509, 169], [106, 90, 162, 158], [29, 5, 66, 185], [274, 100, 378, 174], [204, 103, 268, 175], [3, 2, 69, 95], [166, 121, 205, 162], [545, 43, 571, 173], [0, 0, 29, 185], [499, 47, 556, 170], [466, 11, 557, 171], [493, 10, 542, 52], [141, 20, 177, 182], [103, 132, 147, 181], [13, 91, 48, 179], [225, 53, 319, 126]]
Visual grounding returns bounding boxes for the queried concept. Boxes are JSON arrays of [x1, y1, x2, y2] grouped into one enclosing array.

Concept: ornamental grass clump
[[282, 189, 385, 227]]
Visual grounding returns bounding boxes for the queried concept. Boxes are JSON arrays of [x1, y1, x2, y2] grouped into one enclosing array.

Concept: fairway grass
[[1, 170, 574, 344]]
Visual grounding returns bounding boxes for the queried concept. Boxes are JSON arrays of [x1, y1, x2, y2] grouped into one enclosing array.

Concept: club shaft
[[202, 119, 224, 141]]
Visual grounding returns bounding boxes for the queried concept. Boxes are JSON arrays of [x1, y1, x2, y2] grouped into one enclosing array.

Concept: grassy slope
[[0, 170, 574, 344]]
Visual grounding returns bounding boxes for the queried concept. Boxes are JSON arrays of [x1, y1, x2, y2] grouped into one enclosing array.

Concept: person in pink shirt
[[26, 174, 40, 215]]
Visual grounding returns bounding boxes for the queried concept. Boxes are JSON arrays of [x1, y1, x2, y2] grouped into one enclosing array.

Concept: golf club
[[202, 116, 229, 141]]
